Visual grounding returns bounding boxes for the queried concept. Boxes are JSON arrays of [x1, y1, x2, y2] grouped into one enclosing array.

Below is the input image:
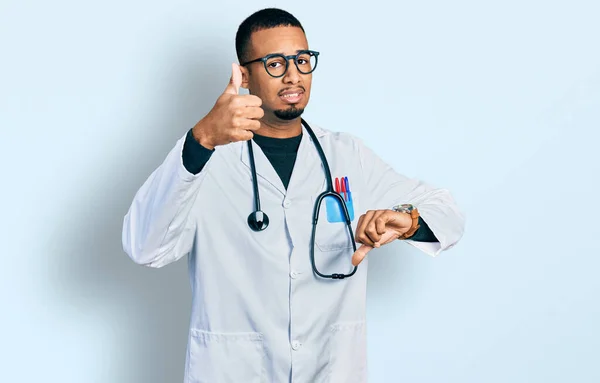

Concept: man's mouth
[[279, 89, 304, 104]]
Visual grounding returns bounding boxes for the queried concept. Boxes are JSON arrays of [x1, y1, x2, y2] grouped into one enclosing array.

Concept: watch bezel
[[392, 203, 414, 213]]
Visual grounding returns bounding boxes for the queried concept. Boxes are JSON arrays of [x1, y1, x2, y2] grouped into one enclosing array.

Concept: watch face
[[394, 204, 414, 213], [402, 204, 414, 213]]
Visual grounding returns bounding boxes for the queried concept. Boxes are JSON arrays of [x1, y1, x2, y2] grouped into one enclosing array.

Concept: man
[[122, 7, 465, 383]]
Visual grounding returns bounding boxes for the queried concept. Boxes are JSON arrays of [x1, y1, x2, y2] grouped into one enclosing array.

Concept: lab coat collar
[[239, 119, 328, 197]]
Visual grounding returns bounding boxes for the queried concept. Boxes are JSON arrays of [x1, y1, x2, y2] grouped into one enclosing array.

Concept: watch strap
[[398, 208, 420, 239]]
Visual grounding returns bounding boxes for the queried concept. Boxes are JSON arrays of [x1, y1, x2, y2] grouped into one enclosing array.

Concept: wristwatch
[[392, 203, 420, 239]]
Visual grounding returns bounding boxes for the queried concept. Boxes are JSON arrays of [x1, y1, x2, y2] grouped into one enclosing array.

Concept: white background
[[1, 0, 599, 382]]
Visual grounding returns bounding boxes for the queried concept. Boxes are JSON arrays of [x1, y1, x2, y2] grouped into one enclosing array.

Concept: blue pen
[[344, 177, 351, 202]]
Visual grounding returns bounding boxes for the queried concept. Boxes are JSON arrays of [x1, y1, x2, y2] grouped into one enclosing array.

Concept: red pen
[[341, 178, 347, 201], [335, 177, 340, 194]]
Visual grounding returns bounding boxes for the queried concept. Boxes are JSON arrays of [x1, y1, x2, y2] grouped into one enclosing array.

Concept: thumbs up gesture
[[192, 63, 264, 149]]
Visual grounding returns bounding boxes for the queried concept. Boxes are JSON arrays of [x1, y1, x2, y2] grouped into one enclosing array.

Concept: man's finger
[[352, 244, 373, 266], [224, 63, 242, 95], [377, 230, 400, 246], [355, 214, 365, 238], [237, 94, 263, 107], [375, 214, 388, 236], [355, 211, 375, 246], [364, 211, 387, 246], [231, 129, 254, 142], [240, 106, 264, 120], [372, 211, 394, 246], [240, 119, 261, 131]]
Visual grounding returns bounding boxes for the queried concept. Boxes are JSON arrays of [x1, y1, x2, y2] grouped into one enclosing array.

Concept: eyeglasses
[[240, 50, 320, 78]]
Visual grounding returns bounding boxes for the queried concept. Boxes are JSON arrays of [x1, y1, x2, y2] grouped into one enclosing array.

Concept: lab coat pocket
[[327, 320, 368, 383], [313, 194, 358, 252], [187, 329, 266, 383]]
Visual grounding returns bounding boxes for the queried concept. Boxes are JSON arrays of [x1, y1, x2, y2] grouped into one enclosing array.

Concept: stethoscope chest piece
[[248, 210, 269, 231]]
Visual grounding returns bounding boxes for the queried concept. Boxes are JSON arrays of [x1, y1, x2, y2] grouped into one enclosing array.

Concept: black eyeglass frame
[[240, 50, 320, 78]]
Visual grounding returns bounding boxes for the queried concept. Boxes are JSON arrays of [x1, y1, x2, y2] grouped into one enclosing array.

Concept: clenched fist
[[192, 63, 264, 149], [351, 210, 413, 266]]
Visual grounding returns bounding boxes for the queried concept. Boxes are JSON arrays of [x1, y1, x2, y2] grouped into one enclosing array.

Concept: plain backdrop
[[1, 0, 599, 382]]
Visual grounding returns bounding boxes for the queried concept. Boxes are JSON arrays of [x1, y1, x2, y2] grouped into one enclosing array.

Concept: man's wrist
[[192, 120, 216, 150], [391, 204, 420, 240], [182, 128, 215, 175]]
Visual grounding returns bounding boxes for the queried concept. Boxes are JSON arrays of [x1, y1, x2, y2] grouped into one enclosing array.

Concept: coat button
[[290, 270, 299, 279], [291, 340, 301, 350], [283, 200, 292, 208]]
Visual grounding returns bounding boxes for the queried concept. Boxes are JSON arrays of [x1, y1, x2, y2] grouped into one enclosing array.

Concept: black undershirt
[[182, 128, 437, 242]]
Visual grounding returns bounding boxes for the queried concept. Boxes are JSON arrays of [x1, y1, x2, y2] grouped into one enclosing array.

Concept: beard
[[274, 105, 304, 120]]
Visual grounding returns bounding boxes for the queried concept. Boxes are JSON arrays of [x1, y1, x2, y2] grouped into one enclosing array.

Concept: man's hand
[[192, 63, 264, 149], [351, 210, 413, 266]]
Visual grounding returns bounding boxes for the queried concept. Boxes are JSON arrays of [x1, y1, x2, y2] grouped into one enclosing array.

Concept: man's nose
[[283, 60, 301, 83]]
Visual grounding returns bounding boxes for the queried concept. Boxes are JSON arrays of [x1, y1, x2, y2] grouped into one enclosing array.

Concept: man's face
[[242, 26, 313, 122]]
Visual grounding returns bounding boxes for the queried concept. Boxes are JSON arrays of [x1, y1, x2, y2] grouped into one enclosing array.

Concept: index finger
[[238, 94, 263, 107]]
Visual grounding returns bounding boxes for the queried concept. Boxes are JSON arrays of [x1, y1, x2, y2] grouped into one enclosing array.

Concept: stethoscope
[[246, 118, 358, 279]]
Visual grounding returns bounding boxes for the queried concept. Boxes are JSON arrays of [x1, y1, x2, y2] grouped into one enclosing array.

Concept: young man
[[122, 8, 465, 383]]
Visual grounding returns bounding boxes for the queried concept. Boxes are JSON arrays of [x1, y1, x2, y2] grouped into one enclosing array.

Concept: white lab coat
[[122, 120, 465, 383]]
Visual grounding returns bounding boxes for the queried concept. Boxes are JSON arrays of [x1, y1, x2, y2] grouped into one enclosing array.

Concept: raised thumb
[[224, 63, 242, 95]]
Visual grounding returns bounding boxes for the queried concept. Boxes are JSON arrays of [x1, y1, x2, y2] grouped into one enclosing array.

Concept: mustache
[[278, 86, 305, 95]]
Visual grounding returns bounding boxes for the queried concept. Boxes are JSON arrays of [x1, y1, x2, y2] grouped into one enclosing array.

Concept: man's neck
[[254, 117, 302, 138]]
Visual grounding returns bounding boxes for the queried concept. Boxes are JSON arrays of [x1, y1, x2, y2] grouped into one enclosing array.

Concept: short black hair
[[235, 8, 305, 64]]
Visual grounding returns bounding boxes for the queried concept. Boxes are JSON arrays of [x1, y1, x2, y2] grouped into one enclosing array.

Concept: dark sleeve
[[182, 128, 215, 175], [408, 217, 439, 242]]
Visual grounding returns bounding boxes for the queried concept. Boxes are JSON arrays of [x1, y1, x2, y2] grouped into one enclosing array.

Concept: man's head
[[235, 8, 316, 123]]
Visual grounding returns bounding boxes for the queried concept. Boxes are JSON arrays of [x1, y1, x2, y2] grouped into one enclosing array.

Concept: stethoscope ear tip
[[248, 210, 270, 231]]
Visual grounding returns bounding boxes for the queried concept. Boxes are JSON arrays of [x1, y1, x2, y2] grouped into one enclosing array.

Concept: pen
[[345, 177, 351, 202]]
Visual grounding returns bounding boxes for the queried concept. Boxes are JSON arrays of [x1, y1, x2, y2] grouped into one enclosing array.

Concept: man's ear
[[240, 65, 250, 90]]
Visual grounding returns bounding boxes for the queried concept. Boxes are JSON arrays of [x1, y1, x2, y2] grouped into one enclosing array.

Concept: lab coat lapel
[[286, 122, 328, 197], [240, 139, 287, 196]]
